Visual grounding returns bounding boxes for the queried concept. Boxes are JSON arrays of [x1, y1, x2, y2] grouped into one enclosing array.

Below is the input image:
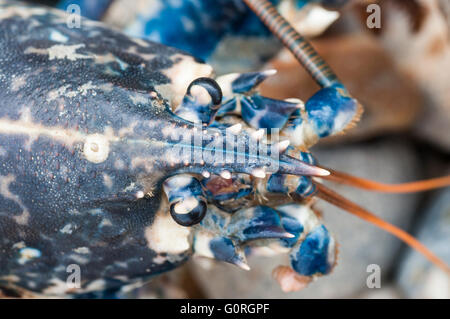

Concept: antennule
[[323, 168, 450, 193]]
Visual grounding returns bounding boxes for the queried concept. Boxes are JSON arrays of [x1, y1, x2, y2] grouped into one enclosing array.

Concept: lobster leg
[[215, 70, 302, 130], [281, 85, 363, 149], [245, 203, 338, 292], [192, 205, 295, 270]]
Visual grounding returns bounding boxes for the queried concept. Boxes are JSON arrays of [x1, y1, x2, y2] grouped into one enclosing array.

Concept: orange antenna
[[314, 183, 450, 274], [323, 169, 450, 193]]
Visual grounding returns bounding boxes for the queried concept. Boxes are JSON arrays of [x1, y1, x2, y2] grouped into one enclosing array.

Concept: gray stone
[[397, 188, 450, 299], [190, 140, 422, 298]]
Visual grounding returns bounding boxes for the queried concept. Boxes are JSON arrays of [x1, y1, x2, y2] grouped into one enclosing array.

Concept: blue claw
[[283, 83, 361, 147], [306, 83, 360, 138], [163, 175, 207, 226], [192, 205, 297, 270], [230, 206, 294, 242], [290, 225, 336, 276], [273, 204, 337, 278], [279, 212, 304, 248], [216, 71, 302, 130], [241, 95, 301, 130], [229, 70, 276, 94], [174, 77, 223, 125], [208, 237, 250, 270], [219, 95, 300, 130], [193, 209, 251, 270]]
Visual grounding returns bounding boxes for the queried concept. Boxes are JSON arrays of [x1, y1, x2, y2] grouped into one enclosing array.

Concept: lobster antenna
[[242, 0, 340, 88], [323, 168, 450, 193], [314, 183, 450, 274]]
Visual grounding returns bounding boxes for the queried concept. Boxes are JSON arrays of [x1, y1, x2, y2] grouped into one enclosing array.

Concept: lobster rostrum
[[0, 0, 448, 297]]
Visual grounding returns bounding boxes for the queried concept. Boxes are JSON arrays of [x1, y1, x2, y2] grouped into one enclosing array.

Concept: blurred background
[[24, 0, 450, 298]]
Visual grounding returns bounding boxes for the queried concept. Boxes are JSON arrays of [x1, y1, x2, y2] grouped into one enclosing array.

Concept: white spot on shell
[[100, 218, 112, 227], [0, 146, 6, 156], [202, 171, 211, 178], [83, 134, 110, 163], [220, 171, 232, 180], [73, 247, 90, 254], [136, 191, 145, 199], [0, 174, 30, 225], [18, 248, 41, 265], [130, 93, 148, 105], [49, 30, 69, 43], [42, 278, 69, 295], [12, 241, 26, 249], [114, 159, 126, 170], [84, 279, 106, 292], [102, 173, 113, 189], [25, 44, 94, 61], [60, 223, 74, 234], [11, 75, 27, 92]]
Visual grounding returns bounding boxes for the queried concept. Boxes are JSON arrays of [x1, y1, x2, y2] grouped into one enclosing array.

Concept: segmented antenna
[[242, 0, 339, 88], [324, 168, 450, 193]]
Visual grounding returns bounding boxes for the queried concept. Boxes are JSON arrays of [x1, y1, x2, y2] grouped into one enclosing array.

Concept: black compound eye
[[170, 200, 207, 227]]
